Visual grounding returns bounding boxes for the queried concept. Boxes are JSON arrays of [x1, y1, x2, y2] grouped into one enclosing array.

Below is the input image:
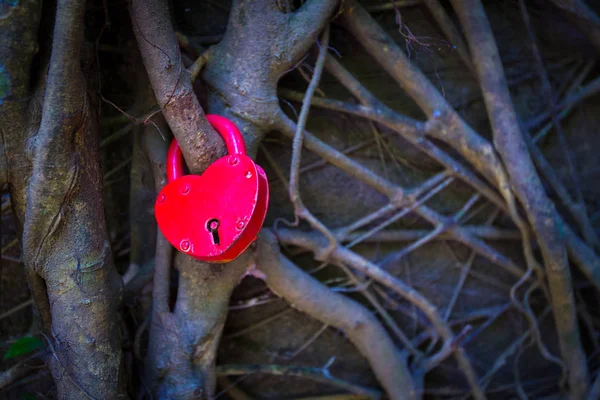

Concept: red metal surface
[[166, 115, 246, 182], [206, 114, 246, 156], [154, 115, 269, 263], [166, 140, 183, 182]]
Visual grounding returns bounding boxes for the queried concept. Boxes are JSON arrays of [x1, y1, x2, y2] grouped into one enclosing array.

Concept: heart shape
[[155, 154, 268, 262]]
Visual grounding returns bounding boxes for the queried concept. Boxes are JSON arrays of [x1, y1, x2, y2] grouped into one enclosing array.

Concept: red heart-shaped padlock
[[154, 115, 269, 263]]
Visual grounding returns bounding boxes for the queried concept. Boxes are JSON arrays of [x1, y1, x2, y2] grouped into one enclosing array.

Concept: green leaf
[[3, 336, 43, 361], [22, 393, 36, 400]]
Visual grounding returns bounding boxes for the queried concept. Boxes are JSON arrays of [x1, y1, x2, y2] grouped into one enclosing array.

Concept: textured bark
[[1, 0, 126, 398], [422, 0, 474, 74], [202, 0, 339, 157], [146, 251, 250, 399], [130, 0, 224, 174], [0, 0, 41, 205]]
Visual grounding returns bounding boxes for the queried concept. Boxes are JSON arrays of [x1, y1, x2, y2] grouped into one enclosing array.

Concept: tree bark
[[1, 0, 127, 398]]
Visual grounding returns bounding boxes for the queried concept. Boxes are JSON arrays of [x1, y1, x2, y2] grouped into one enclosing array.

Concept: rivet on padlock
[[154, 115, 269, 263]]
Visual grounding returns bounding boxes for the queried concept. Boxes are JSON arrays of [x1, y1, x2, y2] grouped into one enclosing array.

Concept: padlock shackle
[[166, 140, 184, 183], [167, 114, 247, 182], [207, 115, 247, 156]]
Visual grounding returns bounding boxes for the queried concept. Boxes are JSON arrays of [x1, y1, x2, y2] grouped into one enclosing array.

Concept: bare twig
[[188, 48, 212, 82], [443, 209, 500, 322], [275, 113, 524, 279], [532, 74, 600, 143], [100, 123, 135, 148], [216, 364, 381, 399], [286, 26, 338, 258], [0, 299, 33, 321], [224, 308, 293, 340], [0, 351, 46, 390], [20, 0, 125, 397], [285, 323, 330, 359], [477, 307, 552, 392], [142, 118, 171, 315], [343, 226, 520, 243], [422, 0, 474, 74], [452, 1, 588, 396], [519, 0, 599, 250], [337, 263, 419, 355]]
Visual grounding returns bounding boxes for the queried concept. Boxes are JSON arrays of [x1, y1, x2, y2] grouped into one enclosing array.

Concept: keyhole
[[206, 219, 220, 246]]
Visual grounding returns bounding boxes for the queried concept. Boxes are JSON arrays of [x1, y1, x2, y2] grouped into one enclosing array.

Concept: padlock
[[154, 114, 269, 263]]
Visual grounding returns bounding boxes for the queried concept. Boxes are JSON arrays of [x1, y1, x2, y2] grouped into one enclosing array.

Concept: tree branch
[[323, 48, 584, 299], [216, 364, 381, 399], [287, 0, 339, 58], [201, 0, 339, 156], [274, 113, 525, 279], [289, 26, 330, 208], [422, 0, 475, 74], [339, 0, 505, 190], [130, 0, 224, 174], [451, 1, 588, 396], [519, 0, 599, 250], [273, 228, 485, 399], [141, 117, 171, 314], [256, 231, 417, 400], [286, 26, 337, 255]]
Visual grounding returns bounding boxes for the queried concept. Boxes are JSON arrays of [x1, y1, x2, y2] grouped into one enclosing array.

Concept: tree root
[[452, 1, 588, 395], [256, 231, 417, 400], [273, 227, 486, 399]]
